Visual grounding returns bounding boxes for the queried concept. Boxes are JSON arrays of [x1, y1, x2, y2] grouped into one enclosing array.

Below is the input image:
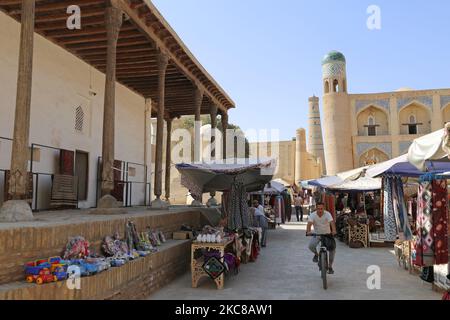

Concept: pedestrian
[[252, 200, 268, 247], [294, 193, 304, 222]]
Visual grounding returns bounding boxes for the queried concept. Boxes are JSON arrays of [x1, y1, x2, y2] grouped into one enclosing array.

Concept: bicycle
[[307, 233, 334, 290]]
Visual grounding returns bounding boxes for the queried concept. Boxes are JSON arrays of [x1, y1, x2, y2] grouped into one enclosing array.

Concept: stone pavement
[[149, 221, 441, 300]]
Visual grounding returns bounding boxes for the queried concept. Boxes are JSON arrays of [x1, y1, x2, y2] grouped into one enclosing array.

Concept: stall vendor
[[252, 200, 268, 247]]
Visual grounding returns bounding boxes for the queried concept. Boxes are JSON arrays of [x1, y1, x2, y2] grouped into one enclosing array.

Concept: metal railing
[[96, 157, 150, 208]]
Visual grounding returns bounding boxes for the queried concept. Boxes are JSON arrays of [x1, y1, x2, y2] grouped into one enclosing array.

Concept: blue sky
[[152, 0, 450, 141]]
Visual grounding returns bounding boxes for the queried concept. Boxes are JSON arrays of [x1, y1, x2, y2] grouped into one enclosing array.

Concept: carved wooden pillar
[[164, 117, 173, 203], [210, 105, 218, 160], [221, 112, 229, 160], [152, 52, 169, 208], [1, 0, 36, 222], [99, 6, 122, 207], [194, 87, 204, 162], [8, 0, 36, 200]]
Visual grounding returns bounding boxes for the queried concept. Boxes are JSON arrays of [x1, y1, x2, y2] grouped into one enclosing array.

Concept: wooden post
[[164, 117, 173, 203], [0, 0, 35, 221], [194, 87, 204, 163], [152, 51, 169, 208], [221, 112, 228, 160], [99, 6, 122, 207], [210, 105, 218, 160]]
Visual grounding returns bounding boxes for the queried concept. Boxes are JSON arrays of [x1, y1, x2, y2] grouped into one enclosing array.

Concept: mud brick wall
[[0, 240, 191, 300], [0, 210, 202, 285]]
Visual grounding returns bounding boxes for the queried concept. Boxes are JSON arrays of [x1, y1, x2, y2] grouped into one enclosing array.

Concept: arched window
[[324, 80, 329, 94], [408, 114, 418, 135], [333, 79, 339, 92], [366, 115, 377, 136], [75, 105, 84, 132]]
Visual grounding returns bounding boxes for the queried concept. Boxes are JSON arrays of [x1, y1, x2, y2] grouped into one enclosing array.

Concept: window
[[75, 105, 84, 132], [408, 115, 418, 135], [365, 116, 378, 136], [333, 79, 339, 92], [408, 124, 418, 135], [342, 79, 347, 92], [324, 80, 329, 94]]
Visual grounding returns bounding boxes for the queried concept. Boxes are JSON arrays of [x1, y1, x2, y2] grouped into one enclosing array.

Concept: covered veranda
[[0, 0, 236, 220]]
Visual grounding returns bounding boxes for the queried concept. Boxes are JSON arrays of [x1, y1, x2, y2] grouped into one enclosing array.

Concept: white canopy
[[407, 126, 450, 171], [326, 176, 381, 192], [365, 154, 409, 178]]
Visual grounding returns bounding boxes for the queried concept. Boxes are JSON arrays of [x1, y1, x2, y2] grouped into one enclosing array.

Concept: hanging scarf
[[415, 178, 449, 267], [431, 179, 449, 265], [393, 177, 413, 241], [227, 178, 249, 230], [415, 180, 435, 266], [274, 195, 284, 224], [383, 177, 397, 241]]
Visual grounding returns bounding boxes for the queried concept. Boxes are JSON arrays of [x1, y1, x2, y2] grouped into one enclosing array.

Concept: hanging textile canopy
[[326, 176, 381, 192], [366, 153, 450, 178], [307, 166, 369, 189], [175, 158, 276, 197], [407, 125, 450, 171], [271, 178, 291, 187], [252, 180, 286, 195], [308, 175, 343, 188]]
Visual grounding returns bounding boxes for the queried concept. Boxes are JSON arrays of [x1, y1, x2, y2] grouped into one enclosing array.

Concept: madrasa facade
[[307, 50, 450, 176]]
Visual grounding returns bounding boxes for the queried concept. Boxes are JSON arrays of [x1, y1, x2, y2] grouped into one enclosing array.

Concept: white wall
[[0, 12, 147, 209]]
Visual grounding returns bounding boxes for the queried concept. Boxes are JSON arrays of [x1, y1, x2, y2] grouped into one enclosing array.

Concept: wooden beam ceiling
[[0, 0, 235, 117]]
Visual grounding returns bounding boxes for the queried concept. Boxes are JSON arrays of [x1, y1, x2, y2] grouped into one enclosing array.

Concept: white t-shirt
[[254, 205, 265, 217], [308, 211, 333, 235]]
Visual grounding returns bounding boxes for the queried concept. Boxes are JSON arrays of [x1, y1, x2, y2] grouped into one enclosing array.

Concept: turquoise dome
[[321, 51, 346, 65]]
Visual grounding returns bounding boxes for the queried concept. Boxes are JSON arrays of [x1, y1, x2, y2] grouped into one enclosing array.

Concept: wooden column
[[8, 0, 35, 200], [194, 87, 204, 162], [100, 6, 122, 203], [221, 112, 229, 160], [152, 52, 169, 205], [0, 0, 35, 221], [164, 117, 173, 202], [209, 105, 218, 160]]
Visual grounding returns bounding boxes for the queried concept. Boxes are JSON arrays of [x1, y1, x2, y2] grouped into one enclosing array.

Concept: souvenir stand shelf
[[191, 237, 235, 290]]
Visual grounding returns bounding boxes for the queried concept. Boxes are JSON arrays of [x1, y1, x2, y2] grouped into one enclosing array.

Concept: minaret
[[294, 128, 306, 183], [307, 96, 326, 174], [321, 51, 353, 175]]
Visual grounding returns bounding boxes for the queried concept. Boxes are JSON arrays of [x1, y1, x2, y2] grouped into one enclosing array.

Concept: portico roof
[[0, 0, 235, 118]]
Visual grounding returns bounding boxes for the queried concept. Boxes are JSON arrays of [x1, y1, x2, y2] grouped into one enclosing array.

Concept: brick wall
[[0, 210, 202, 286], [0, 240, 191, 300]]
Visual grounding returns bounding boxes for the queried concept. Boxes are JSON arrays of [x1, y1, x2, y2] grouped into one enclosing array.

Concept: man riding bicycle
[[306, 201, 337, 274]]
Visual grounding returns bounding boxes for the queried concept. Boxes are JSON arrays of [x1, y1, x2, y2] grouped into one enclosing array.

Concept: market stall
[[249, 180, 286, 227], [365, 126, 450, 294], [175, 158, 276, 289]]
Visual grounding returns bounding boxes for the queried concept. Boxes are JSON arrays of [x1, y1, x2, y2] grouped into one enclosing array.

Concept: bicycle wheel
[[320, 251, 328, 290]]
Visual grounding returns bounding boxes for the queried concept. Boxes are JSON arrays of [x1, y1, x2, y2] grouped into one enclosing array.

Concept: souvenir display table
[[191, 237, 234, 290]]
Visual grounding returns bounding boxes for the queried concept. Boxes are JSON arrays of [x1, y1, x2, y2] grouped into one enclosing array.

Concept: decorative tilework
[[399, 141, 413, 154], [355, 99, 390, 114], [440, 96, 450, 109], [397, 96, 432, 111], [356, 142, 392, 158], [322, 61, 346, 79]]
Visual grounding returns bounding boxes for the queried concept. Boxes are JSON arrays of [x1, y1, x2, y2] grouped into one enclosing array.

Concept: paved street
[[149, 221, 441, 300]]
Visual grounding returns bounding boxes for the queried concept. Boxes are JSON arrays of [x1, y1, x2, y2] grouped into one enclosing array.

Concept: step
[[0, 239, 191, 300]]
